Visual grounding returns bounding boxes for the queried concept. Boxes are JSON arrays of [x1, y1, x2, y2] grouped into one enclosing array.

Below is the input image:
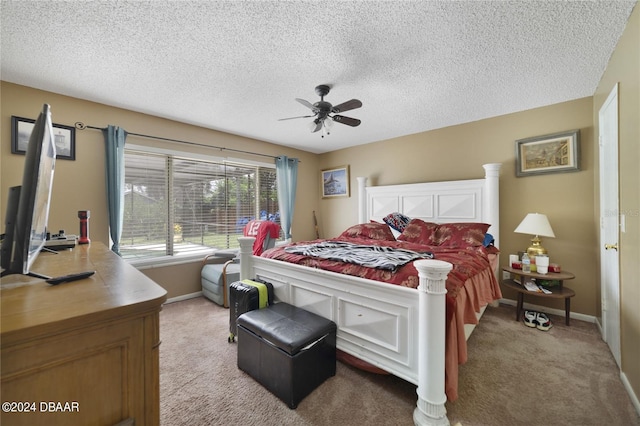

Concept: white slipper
[[523, 310, 537, 328], [536, 312, 552, 331]]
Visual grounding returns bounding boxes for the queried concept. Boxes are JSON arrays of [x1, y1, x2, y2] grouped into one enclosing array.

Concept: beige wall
[[320, 97, 597, 317], [1, 82, 320, 298], [593, 3, 640, 409]]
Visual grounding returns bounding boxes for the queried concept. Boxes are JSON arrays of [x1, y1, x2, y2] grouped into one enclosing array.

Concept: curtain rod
[[74, 122, 298, 162]]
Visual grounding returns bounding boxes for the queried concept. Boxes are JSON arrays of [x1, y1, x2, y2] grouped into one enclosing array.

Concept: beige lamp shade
[[514, 213, 555, 256]]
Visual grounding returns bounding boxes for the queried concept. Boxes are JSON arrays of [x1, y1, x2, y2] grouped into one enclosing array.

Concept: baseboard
[[498, 297, 596, 323], [620, 371, 640, 417], [165, 291, 203, 304], [595, 316, 604, 336]]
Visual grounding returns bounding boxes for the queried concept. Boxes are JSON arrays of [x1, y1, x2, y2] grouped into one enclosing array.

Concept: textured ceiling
[[1, 1, 636, 154]]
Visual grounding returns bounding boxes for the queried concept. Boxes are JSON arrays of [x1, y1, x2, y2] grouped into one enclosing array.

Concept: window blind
[[121, 150, 279, 260]]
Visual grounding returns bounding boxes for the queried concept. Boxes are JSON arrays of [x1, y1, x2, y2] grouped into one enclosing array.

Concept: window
[[121, 149, 279, 261]]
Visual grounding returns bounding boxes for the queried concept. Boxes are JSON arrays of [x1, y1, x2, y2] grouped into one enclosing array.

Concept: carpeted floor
[[159, 297, 639, 426]]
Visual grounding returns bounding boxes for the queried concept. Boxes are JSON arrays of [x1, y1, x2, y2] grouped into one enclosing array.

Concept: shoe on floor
[[536, 312, 552, 331], [523, 310, 537, 328]]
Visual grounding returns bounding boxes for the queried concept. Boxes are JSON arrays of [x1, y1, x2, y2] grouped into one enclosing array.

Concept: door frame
[[598, 83, 621, 368]]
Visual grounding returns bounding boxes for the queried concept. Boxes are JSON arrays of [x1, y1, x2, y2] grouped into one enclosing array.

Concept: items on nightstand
[[521, 253, 531, 273], [536, 255, 549, 274], [512, 251, 555, 273], [548, 263, 561, 273], [523, 280, 549, 293], [514, 213, 555, 257], [537, 279, 560, 288]]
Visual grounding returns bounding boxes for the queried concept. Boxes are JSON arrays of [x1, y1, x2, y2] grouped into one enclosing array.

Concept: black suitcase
[[228, 278, 274, 342]]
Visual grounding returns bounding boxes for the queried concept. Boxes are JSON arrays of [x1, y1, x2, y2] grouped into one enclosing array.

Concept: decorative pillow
[[339, 222, 397, 241], [383, 212, 411, 233], [397, 218, 439, 245], [433, 223, 490, 247]]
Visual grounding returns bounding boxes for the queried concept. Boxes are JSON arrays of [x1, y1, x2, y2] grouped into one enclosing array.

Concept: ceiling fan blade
[[332, 115, 361, 127], [296, 98, 316, 110], [331, 99, 362, 114], [278, 114, 316, 121]]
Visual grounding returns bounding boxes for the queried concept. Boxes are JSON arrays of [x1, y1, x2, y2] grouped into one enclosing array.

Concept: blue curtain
[[275, 156, 299, 240], [102, 126, 127, 255]]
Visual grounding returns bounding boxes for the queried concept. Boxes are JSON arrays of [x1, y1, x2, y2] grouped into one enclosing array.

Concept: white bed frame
[[239, 163, 501, 426]]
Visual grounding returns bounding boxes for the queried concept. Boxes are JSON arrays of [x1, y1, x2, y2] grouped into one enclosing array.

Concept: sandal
[[536, 312, 552, 331], [523, 310, 537, 328]]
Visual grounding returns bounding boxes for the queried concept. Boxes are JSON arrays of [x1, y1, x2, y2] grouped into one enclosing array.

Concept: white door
[[598, 83, 621, 368]]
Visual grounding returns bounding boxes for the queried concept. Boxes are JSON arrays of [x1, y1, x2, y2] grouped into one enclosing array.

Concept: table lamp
[[514, 213, 555, 257]]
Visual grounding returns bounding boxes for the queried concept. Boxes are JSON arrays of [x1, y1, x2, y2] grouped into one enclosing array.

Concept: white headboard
[[358, 163, 501, 246]]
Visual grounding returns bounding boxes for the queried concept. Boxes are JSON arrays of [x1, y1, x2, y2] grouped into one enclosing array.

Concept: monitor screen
[[1, 104, 56, 277]]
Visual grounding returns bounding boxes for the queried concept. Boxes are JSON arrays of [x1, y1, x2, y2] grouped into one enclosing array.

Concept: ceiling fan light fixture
[[321, 118, 332, 138], [308, 119, 323, 133], [280, 85, 362, 137]]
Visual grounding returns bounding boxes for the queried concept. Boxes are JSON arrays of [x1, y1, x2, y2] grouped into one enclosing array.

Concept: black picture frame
[[11, 115, 76, 160]]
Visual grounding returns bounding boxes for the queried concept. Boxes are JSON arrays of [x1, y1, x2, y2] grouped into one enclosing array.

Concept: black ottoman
[[237, 302, 337, 408]]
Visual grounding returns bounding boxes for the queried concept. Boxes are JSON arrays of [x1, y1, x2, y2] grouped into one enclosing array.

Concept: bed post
[[238, 237, 255, 280], [482, 163, 501, 247], [357, 176, 368, 224], [413, 259, 453, 426]]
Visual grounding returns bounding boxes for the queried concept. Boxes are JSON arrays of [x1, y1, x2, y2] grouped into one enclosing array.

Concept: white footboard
[[239, 237, 452, 426]]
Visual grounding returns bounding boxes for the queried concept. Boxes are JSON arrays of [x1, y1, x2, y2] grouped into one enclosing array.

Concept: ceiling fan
[[278, 85, 362, 137]]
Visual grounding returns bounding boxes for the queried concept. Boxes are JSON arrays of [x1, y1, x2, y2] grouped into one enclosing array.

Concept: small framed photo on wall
[[11, 115, 76, 160], [515, 129, 580, 177], [321, 165, 350, 198]]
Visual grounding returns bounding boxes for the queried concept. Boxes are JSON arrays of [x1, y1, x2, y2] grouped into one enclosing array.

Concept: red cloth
[[244, 220, 280, 255]]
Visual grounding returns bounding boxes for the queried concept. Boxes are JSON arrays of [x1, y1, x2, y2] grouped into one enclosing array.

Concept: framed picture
[[11, 115, 76, 160], [321, 165, 350, 198], [515, 129, 580, 177]]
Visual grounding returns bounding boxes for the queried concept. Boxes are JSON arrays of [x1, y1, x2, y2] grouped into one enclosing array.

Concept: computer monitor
[[1, 104, 56, 278]]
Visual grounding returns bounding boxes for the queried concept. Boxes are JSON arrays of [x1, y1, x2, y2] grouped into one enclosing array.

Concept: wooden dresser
[[1, 243, 167, 426]]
